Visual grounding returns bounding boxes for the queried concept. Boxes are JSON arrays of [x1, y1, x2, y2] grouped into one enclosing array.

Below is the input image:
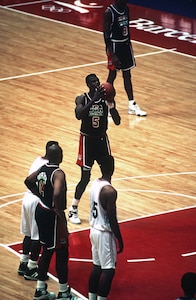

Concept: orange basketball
[[101, 82, 116, 102]]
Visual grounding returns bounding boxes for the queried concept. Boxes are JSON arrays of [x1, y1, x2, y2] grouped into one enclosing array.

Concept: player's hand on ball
[[92, 85, 105, 102]]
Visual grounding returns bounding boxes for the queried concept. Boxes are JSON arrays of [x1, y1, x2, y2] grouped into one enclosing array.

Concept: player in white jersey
[[18, 141, 59, 281], [88, 155, 123, 300]]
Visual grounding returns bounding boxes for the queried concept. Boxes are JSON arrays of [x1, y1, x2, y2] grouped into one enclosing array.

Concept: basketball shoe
[[34, 284, 56, 300], [57, 286, 82, 299], [128, 102, 147, 116], [24, 266, 38, 280], [68, 207, 81, 224], [18, 262, 28, 276]]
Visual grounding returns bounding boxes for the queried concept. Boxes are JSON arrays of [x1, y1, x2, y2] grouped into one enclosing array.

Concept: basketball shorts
[[90, 227, 117, 269], [35, 204, 68, 250], [76, 133, 111, 168], [107, 40, 136, 71], [20, 191, 40, 240]]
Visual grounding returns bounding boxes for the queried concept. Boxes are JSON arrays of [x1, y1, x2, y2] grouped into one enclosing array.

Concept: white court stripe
[[127, 258, 155, 262], [181, 252, 196, 257], [0, 48, 174, 82], [0, 198, 22, 209], [69, 258, 93, 262]]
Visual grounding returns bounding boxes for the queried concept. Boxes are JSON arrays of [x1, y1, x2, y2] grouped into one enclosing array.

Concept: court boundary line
[[1, 171, 195, 208], [0, 243, 88, 300], [0, 47, 176, 82], [1, 206, 195, 300]]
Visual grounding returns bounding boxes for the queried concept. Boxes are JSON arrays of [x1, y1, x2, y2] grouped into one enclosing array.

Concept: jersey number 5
[[92, 201, 98, 218], [92, 116, 100, 128]]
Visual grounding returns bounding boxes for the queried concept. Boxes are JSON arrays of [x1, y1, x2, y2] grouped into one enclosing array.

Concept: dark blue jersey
[[80, 93, 108, 137], [36, 164, 67, 209], [109, 4, 130, 41]]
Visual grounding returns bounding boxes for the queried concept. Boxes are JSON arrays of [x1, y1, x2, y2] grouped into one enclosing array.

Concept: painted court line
[[69, 258, 93, 263], [181, 252, 196, 257], [0, 48, 175, 82], [127, 258, 155, 263]]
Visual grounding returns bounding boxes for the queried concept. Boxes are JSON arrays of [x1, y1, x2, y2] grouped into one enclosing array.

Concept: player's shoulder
[[75, 93, 85, 103], [102, 183, 117, 194], [105, 5, 113, 15], [29, 156, 47, 174]]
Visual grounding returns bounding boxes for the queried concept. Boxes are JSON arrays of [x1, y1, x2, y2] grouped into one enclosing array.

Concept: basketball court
[[0, 1, 195, 299]]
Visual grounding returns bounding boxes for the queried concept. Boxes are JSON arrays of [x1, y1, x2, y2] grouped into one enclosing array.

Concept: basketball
[[101, 82, 116, 102]]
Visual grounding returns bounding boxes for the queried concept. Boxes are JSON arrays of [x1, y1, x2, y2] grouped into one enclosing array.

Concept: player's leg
[[24, 240, 41, 280], [24, 199, 41, 280], [122, 70, 147, 116], [18, 194, 31, 275], [97, 232, 116, 299], [97, 268, 115, 299], [18, 235, 31, 275], [34, 207, 56, 300], [106, 46, 118, 85], [56, 247, 76, 299], [107, 69, 117, 85], [69, 135, 93, 224], [34, 246, 56, 300], [89, 264, 102, 299], [69, 166, 91, 224]]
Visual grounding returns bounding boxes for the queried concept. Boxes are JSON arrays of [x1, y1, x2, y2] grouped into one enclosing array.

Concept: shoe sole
[[24, 274, 38, 281], [68, 218, 81, 224], [129, 111, 147, 116], [136, 113, 147, 116], [18, 271, 26, 276], [24, 274, 49, 281]]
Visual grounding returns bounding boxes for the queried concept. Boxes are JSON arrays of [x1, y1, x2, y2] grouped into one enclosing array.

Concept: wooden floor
[[0, 6, 196, 300]]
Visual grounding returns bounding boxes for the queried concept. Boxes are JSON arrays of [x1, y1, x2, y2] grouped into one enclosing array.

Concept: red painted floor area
[[1, 0, 195, 56], [10, 207, 196, 300]]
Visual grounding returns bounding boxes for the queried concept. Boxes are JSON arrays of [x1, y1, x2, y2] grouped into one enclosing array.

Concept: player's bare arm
[[100, 186, 124, 253], [103, 8, 121, 68], [24, 170, 40, 199], [108, 100, 121, 125], [103, 8, 113, 55]]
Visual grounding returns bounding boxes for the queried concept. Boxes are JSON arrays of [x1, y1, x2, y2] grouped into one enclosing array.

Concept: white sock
[[97, 296, 107, 300], [59, 283, 68, 292], [27, 259, 37, 270], [71, 198, 80, 207], [89, 292, 97, 300], [129, 100, 135, 106], [20, 254, 28, 263], [37, 280, 45, 290]]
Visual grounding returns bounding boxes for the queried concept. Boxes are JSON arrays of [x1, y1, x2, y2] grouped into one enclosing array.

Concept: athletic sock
[[27, 259, 37, 270], [20, 254, 28, 263], [36, 280, 45, 290], [88, 293, 97, 300], [59, 283, 68, 292]]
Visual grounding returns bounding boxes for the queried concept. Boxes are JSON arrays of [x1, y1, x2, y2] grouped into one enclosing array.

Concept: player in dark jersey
[[103, 0, 147, 116], [25, 144, 81, 300], [68, 73, 121, 224]]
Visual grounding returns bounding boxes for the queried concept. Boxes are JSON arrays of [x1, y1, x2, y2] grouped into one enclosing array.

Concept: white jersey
[[26, 156, 48, 194], [90, 178, 112, 232], [89, 178, 117, 269], [29, 156, 48, 174], [20, 156, 48, 239]]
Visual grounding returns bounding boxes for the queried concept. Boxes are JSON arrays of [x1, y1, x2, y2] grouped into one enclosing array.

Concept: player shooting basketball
[[68, 73, 121, 224]]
